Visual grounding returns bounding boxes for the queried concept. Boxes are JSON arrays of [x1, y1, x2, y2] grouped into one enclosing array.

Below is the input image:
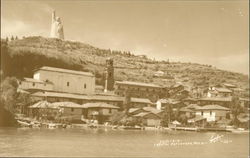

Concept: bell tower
[[104, 58, 114, 92]]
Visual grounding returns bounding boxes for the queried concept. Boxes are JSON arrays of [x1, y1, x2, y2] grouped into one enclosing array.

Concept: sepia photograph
[[0, 0, 249, 157]]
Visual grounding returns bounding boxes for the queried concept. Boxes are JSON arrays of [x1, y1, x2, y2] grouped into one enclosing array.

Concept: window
[[67, 82, 70, 87], [84, 83, 87, 89], [32, 83, 35, 86], [71, 108, 74, 112], [210, 111, 212, 115], [109, 109, 112, 114], [201, 111, 203, 116]]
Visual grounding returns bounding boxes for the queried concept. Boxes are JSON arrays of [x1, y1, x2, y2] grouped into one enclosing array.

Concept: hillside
[[1, 36, 249, 92]]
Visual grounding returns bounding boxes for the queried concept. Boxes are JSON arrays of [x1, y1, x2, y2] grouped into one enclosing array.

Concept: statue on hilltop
[[50, 10, 64, 39]]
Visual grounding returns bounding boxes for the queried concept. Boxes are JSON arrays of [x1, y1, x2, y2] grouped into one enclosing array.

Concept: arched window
[[84, 83, 87, 89]]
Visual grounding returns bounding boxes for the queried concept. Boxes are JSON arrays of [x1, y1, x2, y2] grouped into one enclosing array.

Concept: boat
[[17, 120, 32, 128], [122, 126, 144, 130]]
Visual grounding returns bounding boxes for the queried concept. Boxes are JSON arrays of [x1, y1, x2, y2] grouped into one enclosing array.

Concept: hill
[[1, 36, 249, 93]]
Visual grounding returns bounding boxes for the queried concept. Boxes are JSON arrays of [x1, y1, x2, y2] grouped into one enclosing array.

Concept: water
[[0, 127, 248, 157]]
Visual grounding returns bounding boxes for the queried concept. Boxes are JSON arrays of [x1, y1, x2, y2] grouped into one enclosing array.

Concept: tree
[[0, 77, 19, 113], [123, 88, 131, 115], [11, 36, 14, 41], [0, 77, 19, 126], [230, 96, 243, 127]]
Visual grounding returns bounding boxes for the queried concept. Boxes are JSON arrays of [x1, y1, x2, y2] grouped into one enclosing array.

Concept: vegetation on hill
[[1, 36, 249, 92]]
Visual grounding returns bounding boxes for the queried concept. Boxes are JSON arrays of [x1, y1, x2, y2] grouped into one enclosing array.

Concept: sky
[[1, 0, 249, 75]]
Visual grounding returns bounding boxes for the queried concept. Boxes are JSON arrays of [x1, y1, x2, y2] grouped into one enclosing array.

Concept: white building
[[19, 78, 53, 92], [33, 66, 95, 94], [195, 105, 230, 122]]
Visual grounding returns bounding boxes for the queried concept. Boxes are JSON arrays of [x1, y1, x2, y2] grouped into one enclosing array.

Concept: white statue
[[50, 10, 64, 39]]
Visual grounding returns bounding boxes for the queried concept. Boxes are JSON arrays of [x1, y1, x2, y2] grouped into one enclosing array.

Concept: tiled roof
[[128, 108, 141, 113], [131, 98, 152, 104], [82, 102, 119, 109], [52, 102, 83, 108], [23, 78, 45, 83], [115, 81, 161, 88], [186, 104, 201, 110], [215, 87, 232, 93], [29, 101, 59, 109], [158, 98, 180, 104], [143, 107, 163, 114], [31, 91, 151, 104], [179, 107, 194, 112], [36, 66, 94, 77], [223, 83, 236, 88], [196, 105, 230, 111], [133, 112, 151, 117], [31, 91, 124, 101], [198, 97, 232, 102]]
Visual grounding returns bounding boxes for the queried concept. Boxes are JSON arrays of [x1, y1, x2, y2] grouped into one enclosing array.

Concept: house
[[153, 70, 164, 77], [55, 102, 86, 119], [30, 91, 152, 109], [198, 97, 232, 108], [132, 112, 161, 127], [28, 101, 60, 118], [179, 107, 195, 118], [81, 102, 119, 124], [195, 105, 230, 122], [222, 83, 237, 89], [207, 87, 232, 98], [114, 81, 163, 102], [128, 108, 147, 116], [157, 98, 186, 110], [237, 113, 249, 129], [130, 98, 153, 108], [19, 78, 53, 92], [142, 107, 164, 118], [33, 66, 95, 94], [187, 115, 207, 127]]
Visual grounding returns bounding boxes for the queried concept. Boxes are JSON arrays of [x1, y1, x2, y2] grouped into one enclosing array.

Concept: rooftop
[[52, 102, 83, 108], [23, 78, 45, 84], [196, 105, 230, 111], [115, 81, 161, 88], [31, 91, 152, 104], [29, 101, 59, 109], [143, 107, 163, 114], [82, 102, 119, 109], [214, 87, 232, 93], [222, 83, 237, 88], [35, 66, 94, 77], [186, 104, 201, 110], [179, 107, 194, 112], [198, 97, 232, 102]]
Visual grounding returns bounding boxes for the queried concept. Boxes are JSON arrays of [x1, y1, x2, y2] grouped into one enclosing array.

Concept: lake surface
[[0, 127, 248, 157]]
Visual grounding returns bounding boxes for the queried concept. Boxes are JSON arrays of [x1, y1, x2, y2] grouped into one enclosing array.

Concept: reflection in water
[[0, 128, 248, 157]]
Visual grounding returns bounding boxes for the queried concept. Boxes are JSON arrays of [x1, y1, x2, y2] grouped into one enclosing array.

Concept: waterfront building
[[114, 81, 163, 102], [194, 104, 230, 122], [19, 78, 54, 92], [207, 87, 232, 98], [197, 97, 232, 107], [31, 91, 152, 109], [33, 66, 95, 94], [81, 102, 119, 123], [132, 112, 161, 127]]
